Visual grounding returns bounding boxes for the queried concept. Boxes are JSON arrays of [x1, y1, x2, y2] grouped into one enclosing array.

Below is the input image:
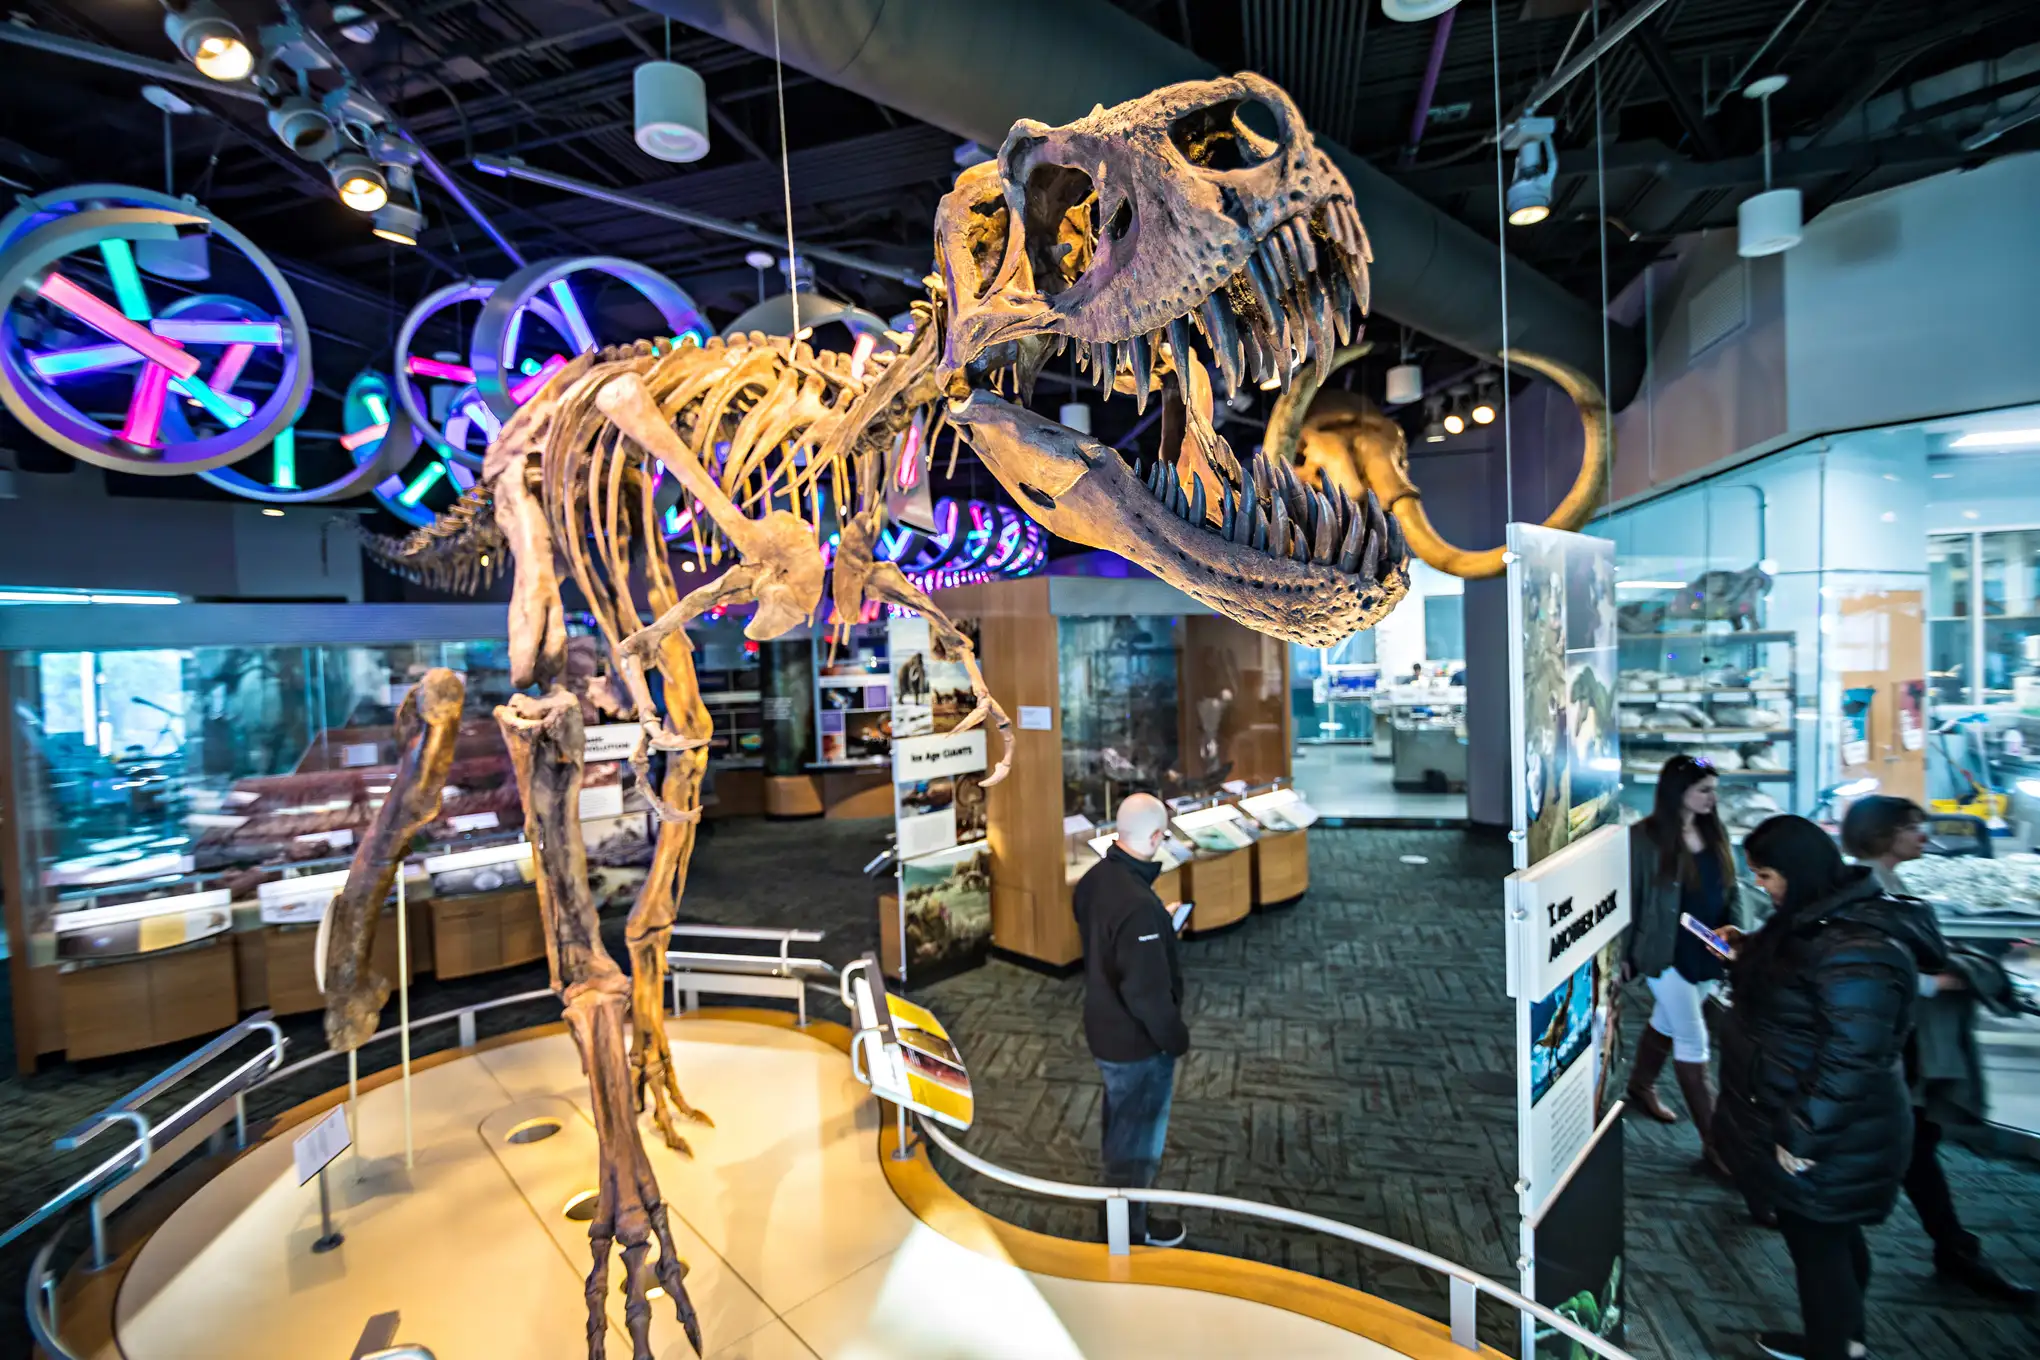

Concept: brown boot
[[1675, 1059, 1732, 1180], [1626, 1027, 1681, 1123]]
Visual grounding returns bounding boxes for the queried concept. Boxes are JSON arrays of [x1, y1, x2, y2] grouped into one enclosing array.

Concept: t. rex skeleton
[[332, 72, 1618, 1359]]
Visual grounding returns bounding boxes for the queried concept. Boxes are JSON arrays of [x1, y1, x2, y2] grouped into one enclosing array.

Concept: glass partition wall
[[1598, 402, 2040, 831]]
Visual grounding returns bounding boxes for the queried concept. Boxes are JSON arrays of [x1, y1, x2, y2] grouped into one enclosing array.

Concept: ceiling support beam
[[471, 155, 927, 286], [1625, 7, 1723, 159]]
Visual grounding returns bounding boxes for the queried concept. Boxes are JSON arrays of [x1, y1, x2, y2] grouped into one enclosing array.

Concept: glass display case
[[1892, 854, 2040, 1144], [1057, 613, 1180, 823], [6, 633, 521, 966]]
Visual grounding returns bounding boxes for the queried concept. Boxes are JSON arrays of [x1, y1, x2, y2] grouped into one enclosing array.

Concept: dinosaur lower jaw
[[950, 386, 1410, 647]]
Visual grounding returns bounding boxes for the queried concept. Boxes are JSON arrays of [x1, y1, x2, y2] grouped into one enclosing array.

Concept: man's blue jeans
[[1097, 1052, 1176, 1240]]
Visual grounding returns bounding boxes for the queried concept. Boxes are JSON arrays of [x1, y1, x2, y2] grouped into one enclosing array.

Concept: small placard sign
[[583, 723, 640, 764], [293, 1105, 352, 1186], [1018, 705, 1053, 731]]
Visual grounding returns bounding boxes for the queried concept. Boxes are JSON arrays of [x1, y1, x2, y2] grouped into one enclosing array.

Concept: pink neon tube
[[508, 354, 567, 404], [406, 355, 476, 383], [339, 422, 389, 451], [209, 342, 255, 393], [121, 363, 173, 448], [39, 273, 199, 380]]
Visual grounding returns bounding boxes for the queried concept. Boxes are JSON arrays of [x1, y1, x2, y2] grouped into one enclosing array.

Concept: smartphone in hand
[[1681, 912, 1736, 959], [1170, 901, 1193, 933]]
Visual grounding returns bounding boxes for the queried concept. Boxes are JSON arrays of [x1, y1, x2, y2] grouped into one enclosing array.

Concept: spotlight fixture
[[1737, 76, 1802, 258], [163, 0, 254, 82], [1470, 374, 1498, 425], [329, 152, 388, 212], [1422, 396, 1447, 444], [267, 95, 339, 161], [1442, 384, 1472, 435], [372, 201, 426, 245], [1502, 116, 1556, 228], [634, 61, 710, 163]]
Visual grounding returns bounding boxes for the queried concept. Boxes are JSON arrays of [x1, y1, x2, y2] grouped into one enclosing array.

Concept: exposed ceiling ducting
[[639, 0, 1645, 407]]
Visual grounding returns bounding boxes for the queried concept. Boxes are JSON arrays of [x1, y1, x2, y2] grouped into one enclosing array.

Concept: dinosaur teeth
[[1385, 509, 1407, 570], [1269, 490, 1289, 559], [1337, 497, 1365, 572], [1261, 235, 1292, 294], [1221, 480, 1236, 539], [1126, 332, 1153, 414], [1310, 492, 1336, 563], [1251, 502, 1269, 551], [1168, 315, 1198, 381], [1189, 473, 1206, 526], [1198, 295, 1239, 400], [1287, 218, 1319, 278], [1360, 488, 1385, 579]]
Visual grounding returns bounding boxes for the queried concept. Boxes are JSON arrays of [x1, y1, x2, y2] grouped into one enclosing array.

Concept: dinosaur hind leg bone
[[496, 689, 700, 1360]]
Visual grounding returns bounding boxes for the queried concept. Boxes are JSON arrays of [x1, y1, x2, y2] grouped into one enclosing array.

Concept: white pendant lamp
[[635, 60, 710, 163], [1385, 362, 1423, 406], [1738, 76, 1802, 258], [1381, 0, 1460, 20]]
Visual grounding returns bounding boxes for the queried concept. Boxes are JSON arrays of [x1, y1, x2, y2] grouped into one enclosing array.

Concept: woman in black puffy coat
[[1713, 815, 1936, 1360]]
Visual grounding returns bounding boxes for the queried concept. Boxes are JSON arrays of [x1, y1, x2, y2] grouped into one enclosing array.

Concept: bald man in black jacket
[[1073, 791, 1188, 1248]]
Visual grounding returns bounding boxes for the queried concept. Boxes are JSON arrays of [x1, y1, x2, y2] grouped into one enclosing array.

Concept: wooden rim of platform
[[70, 1006, 1502, 1360]]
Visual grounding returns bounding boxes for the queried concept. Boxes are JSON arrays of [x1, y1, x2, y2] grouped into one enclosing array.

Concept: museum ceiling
[[2, 0, 2036, 516]]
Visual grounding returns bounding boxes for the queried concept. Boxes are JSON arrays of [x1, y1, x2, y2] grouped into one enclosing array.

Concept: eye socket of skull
[[1015, 155, 1103, 298], [1167, 94, 1287, 172]]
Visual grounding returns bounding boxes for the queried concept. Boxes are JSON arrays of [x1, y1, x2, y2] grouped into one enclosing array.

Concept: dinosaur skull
[[935, 75, 1409, 645]]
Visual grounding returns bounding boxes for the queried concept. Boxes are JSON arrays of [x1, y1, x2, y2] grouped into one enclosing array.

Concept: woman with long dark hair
[[1624, 754, 1749, 1176], [1715, 815, 1934, 1360], [1841, 796, 2033, 1307]]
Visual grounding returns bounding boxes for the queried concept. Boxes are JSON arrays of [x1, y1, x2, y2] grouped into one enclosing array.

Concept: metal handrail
[[0, 1013, 286, 1263], [26, 1230, 80, 1360], [915, 1116, 1634, 1360], [254, 988, 555, 1087]]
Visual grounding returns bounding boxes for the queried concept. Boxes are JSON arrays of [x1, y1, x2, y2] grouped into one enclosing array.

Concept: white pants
[[1645, 967, 1719, 1063]]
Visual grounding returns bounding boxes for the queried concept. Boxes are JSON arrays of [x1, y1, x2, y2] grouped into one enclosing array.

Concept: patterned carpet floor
[[3, 819, 2037, 1358]]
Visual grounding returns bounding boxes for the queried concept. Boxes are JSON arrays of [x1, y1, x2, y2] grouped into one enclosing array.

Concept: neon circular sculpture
[[470, 256, 707, 420], [0, 192, 310, 475], [393, 278, 574, 469], [336, 369, 476, 528], [192, 317, 406, 503], [881, 498, 1045, 578]]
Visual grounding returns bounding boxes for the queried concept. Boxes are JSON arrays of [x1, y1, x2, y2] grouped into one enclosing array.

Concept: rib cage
[[358, 328, 926, 597]]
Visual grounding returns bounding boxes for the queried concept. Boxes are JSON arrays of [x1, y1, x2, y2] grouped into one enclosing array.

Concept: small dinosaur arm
[[1259, 346, 1612, 580], [320, 666, 465, 1053]]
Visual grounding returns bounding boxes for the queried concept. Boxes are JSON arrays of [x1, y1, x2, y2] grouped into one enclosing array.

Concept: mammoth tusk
[[1386, 492, 1505, 580], [1497, 348, 1611, 538], [1260, 342, 1371, 469], [1393, 348, 1613, 581]]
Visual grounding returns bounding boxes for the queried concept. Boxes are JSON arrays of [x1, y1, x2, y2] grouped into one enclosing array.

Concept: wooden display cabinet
[[58, 938, 239, 1062], [429, 885, 546, 979], [234, 903, 426, 1015], [1181, 850, 1252, 933], [1252, 829, 1310, 905]]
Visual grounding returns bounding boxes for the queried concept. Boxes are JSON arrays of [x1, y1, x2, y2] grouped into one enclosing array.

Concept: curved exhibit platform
[[106, 1013, 1494, 1360]]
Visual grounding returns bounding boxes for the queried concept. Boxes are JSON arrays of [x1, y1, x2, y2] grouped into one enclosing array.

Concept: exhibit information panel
[[842, 954, 974, 1129], [1504, 522, 1628, 1359], [888, 615, 991, 982]]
